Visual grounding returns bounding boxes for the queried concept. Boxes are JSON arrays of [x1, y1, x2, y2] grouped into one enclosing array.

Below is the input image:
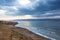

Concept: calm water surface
[[14, 20, 60, 40]]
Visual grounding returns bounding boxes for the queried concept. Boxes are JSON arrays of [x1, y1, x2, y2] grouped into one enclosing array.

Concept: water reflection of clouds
[[24, 21, 31, 27]]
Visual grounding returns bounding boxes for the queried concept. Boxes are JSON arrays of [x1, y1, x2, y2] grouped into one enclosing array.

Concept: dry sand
[[0, 22, 50, 40]]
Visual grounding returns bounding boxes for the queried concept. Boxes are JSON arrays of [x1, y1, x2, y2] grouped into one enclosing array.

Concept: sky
[[0, 0, 60, 20]]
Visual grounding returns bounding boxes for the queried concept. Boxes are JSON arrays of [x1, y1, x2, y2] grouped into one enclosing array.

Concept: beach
[[0, 21, 50, 40]]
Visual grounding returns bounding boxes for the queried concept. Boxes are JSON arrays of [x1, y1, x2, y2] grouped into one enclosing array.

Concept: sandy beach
[[0, 21, 50, 40]]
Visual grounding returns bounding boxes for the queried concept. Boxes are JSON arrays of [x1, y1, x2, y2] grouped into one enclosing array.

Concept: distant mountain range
[[13, 19, 60, 21]]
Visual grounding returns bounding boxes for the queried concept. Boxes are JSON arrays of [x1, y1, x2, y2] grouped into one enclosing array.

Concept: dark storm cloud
[[0, 0, 60, 16], [47, 0, 60, 10], [15, 0, 60, 15], [36, 0, 60, 11]]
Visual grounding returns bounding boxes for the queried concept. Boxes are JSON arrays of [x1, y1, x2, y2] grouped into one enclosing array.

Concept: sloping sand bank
[[0, 21, 50, 40]]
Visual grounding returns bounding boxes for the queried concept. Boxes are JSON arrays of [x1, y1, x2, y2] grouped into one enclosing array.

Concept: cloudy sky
[[0, 0, 60, 20]]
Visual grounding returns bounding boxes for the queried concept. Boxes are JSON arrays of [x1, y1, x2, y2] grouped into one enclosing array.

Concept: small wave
[[26, 27, 56, 40], [16, 26, 56, 40]]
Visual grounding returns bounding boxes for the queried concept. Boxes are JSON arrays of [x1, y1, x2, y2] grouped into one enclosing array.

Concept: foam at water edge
[[16, 26, 56, 40], [26, 28, 56, 40]]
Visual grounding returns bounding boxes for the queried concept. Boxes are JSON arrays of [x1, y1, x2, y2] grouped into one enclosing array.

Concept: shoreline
[[0, 21, 53, 40], [27, 28, 56, 40], [24, 26, 56, 40], [0, 24, 50, 40], [12, 27, 51, 40], [15, 26, 56, 40]]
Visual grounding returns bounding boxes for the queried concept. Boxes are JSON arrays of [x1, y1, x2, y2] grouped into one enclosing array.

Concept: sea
[[12, 19, 60, 40]]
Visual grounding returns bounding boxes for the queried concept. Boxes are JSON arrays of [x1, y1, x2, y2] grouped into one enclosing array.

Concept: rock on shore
[[0, 21, 18, 26]]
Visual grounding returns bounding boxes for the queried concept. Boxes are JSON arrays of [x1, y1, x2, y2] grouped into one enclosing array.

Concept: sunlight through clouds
[[0, 15, 34, 20], [0, 0, 60, 20], [16, 0, 41, 10], [17, 0, 31, 6]]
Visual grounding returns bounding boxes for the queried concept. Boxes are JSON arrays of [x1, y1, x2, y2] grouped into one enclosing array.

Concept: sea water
[[13, 20, 60, 40]]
